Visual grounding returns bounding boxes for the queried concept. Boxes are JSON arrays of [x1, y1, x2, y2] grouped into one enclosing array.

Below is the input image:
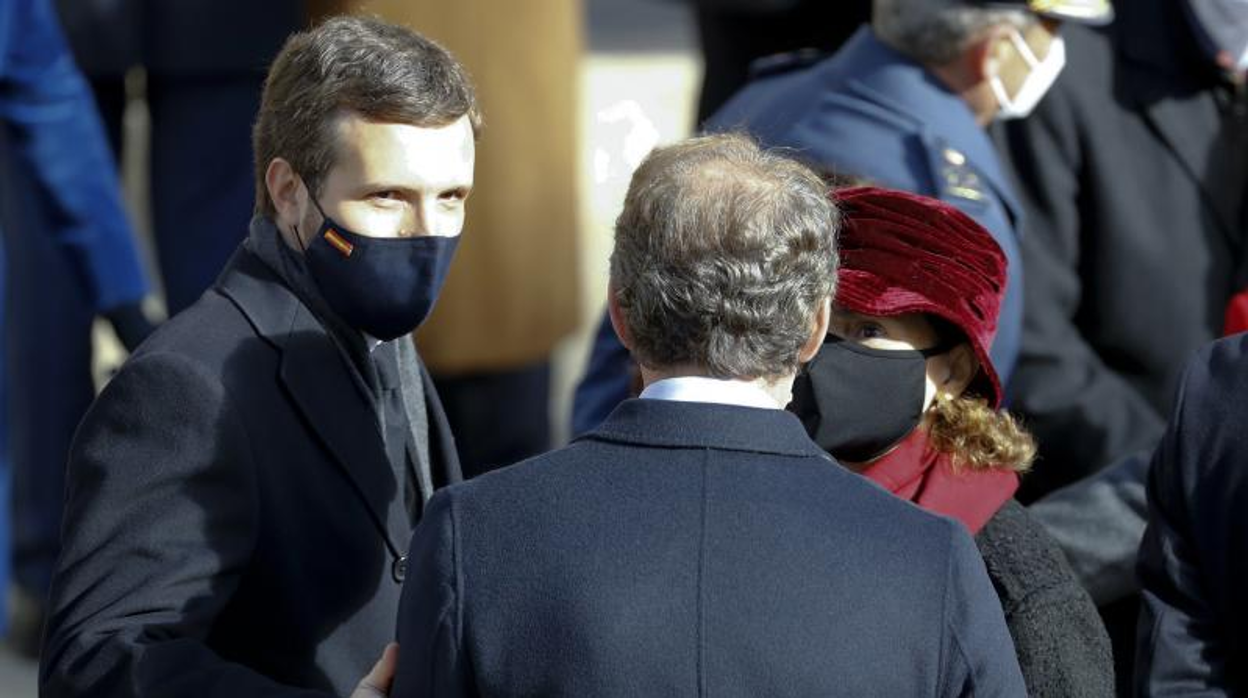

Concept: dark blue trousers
[[5, 73, 263, 602]]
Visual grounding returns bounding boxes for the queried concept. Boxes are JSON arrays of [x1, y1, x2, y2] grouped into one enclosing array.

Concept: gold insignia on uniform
[[941, 147, 985, 202]]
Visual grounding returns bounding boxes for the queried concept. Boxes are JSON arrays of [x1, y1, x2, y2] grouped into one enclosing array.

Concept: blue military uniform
[[0, 0, 149, 635], [572, 26, 1025, 435]]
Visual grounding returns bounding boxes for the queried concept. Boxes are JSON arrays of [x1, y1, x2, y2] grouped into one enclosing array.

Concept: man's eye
[[371, 190, 402, 201], [440, 188, 469, 202]]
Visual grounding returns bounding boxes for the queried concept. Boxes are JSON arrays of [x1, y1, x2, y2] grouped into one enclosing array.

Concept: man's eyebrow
[[353, 180, 473, 195]]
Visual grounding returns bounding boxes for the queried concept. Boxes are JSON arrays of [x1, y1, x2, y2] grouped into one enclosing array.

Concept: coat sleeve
[[393, 489, 476, 698], [0, 0, 149, 312], [939, 523, 1027, 698], [995, 86, 1167, 495], [39, 351, 326, 697], [983, 504, 1116, 697], [1029, 450, 1150, 606], [1135, 351, 1232, 696]]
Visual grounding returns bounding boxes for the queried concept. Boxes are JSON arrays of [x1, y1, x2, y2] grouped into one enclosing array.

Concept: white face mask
[[988, 29, 1067, 121], [1188, 0, 1248, 70]]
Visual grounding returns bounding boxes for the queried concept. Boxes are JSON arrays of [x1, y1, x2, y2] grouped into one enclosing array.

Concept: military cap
[[970, 0, 1113, 25]]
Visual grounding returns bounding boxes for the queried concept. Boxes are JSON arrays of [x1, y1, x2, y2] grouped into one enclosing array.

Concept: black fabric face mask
[[300, 198, 459, 341], [788, 335, 953, 463]]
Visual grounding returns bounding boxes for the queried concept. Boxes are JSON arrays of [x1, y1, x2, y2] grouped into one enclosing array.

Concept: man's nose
[[397, 200, 432, 238]]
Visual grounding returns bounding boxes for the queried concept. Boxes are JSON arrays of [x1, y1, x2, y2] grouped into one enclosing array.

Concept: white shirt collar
[[639, 376, 781, 410]]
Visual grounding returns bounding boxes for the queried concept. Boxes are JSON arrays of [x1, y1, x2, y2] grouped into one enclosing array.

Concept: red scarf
[[859, 429, 1018, 535]]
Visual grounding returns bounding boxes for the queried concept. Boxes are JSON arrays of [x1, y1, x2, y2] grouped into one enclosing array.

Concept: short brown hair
[[610, 133, 839, 380], [252, 16, 482, 216]]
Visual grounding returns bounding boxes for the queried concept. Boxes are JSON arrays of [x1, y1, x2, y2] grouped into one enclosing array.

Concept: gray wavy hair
[[610, 133, 838, 381], [873, 0, 1032, 65]]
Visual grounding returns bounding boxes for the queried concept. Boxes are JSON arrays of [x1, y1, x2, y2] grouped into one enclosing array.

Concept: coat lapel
[[217, 247, 406, 559], [1132, 73, 1226, 227], [279, 318, 407, 559]]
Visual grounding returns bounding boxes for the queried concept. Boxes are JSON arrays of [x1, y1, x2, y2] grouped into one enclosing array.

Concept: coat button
[[392, 555, 408, 583]]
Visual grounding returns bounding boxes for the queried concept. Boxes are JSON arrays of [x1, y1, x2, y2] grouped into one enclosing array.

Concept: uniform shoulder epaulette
[[929, 139, 988, 206], [747, 48, 828, 79]]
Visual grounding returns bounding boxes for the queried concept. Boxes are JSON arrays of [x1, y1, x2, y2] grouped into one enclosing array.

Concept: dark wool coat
[[40, 242, 461, 697], [1137, 333, 1248, 695], [995, 0, 1248, 499], [977, 500, 1115, 697], [394, 399, 1027, 697]]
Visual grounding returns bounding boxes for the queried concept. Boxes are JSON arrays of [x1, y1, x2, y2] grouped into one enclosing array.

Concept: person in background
[[392, 133, 1025, 698], [688, 0, 871, 122], [995, 0, 1248, 500], [790, 186, 1113, 696], [40, 17, 473, 696], [1135, 333, 1248, 695], [2, 2, 303, 652], [0, 0, 153, 647], [994, 0, 1248, 685], [571, 0, 1113, 436], [54, 0, 301, 314]]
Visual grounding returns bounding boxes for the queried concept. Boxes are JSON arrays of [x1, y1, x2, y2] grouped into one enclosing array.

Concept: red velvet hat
[[833, 186, 1007, 407]]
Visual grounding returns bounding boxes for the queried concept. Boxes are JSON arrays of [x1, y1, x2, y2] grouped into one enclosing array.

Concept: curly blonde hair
[[926, 392, 1036, 473]]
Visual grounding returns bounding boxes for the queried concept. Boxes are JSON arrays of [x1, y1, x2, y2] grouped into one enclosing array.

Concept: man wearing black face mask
[[40, 17, 477, 698]]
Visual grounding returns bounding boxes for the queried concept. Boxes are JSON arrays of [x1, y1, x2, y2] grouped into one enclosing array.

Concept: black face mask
[[788, 335, 954, 463], [299, 198, 459, 341]]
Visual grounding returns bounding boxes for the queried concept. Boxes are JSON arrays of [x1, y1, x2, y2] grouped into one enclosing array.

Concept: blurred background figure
[[54, 0, 302, 314], [690, 0, 871, 122], [0, 0, 302, 659], [1136, 334, 1248, 695], [0, 0, 152, 656], [994, 0, 1248, 685], [995, 0, 1248, 506], [357, 0, 583, 478]]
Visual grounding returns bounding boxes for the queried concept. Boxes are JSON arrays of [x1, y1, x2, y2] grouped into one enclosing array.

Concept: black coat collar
[[582, 398, 831, 460]]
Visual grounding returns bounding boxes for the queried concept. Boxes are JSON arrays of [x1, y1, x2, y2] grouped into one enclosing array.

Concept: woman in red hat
[[789, 186, 1113, 696]]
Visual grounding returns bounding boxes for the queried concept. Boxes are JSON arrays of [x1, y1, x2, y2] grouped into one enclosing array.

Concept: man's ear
[[939, 343, 979, 398], [265, 158, 305, 233], [797, 297, 832, 364], [606, 282, 634, 353]]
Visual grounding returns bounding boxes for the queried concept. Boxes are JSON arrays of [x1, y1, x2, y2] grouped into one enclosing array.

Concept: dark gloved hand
[[103, 301, 157, 352]]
